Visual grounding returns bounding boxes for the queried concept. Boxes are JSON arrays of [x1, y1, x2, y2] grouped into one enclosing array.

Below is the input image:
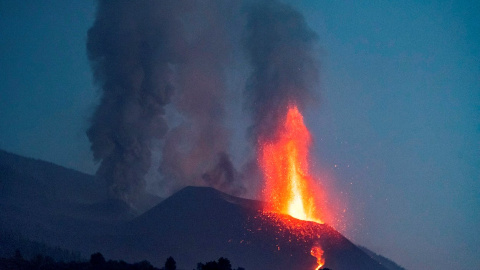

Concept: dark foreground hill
[[0, 150, 405, 270], [97, 186, 389, 270]]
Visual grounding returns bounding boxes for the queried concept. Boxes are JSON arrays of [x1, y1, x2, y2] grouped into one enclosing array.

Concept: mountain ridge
[[0, 150, 405, 270]]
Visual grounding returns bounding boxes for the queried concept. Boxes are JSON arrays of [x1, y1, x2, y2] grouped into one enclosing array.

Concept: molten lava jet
[[258, 103, 326, 270], [259, 104, 323, 223]]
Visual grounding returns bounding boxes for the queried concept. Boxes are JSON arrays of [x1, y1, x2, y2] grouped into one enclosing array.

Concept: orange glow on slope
[[311, 246, 325, 270], [259, 104, 323, 223]]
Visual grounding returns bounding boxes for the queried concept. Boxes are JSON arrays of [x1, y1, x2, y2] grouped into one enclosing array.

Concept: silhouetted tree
[[204, 261, 218, 270], [0, 251, 165, 270], [197, 258, 237, 270], [44, 255, 55, 266], [134, 260, 155, 270], [14, 249, 22, 261], [217, 257, 232, 270], [165, 256, 176, 270], [31, 254, 44, 266], [90, 252, 106, 265]]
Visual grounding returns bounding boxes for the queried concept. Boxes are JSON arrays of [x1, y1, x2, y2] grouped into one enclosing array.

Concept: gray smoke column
[[87, 0, 244, 202], [243, 0, 319, 143], [159, 1, 245, 196], [86, 0, 186, 204]]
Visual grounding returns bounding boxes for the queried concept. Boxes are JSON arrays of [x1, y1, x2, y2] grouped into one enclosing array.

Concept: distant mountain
[[0, 150, 404, 270], [0, 150, 160, 246], [0, 149, 105, 205]]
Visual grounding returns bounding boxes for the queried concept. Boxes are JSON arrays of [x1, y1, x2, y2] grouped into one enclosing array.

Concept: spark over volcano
[[258, 103, 327, 269]]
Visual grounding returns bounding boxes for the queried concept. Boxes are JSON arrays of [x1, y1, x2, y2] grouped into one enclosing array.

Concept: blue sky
[[0, 1, 479, 269]]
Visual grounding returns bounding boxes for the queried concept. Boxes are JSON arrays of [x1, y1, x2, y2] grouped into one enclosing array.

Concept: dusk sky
[[1, 1, 479, 270]]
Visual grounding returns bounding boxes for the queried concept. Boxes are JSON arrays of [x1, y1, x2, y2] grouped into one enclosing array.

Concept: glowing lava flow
[[311, 246, 325, 270], [258, 103, 326, 269]]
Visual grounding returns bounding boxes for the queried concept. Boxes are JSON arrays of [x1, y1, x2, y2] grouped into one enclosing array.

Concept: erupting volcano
[[259, 104, 323, 223], [258, 103, 327, 269]]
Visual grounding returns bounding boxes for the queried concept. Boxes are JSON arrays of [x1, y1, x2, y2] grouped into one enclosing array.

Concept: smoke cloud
[[86, 0, 318, 204], [86, 0, 186, 204], [158, 1, 245, 196], [202, 152, 245, 196], [243, 0, 319, 143], [87, 0, 244, 204]]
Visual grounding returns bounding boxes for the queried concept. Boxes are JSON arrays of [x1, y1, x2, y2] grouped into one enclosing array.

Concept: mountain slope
[[359, 246, 406, 270], [0, 149, 105, 205], [0, 150, 160, 252], [101, 186, 389, 270], [0, 151, 403, 270]]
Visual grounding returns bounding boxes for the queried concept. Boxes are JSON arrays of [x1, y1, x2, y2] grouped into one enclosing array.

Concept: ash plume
[[243, 0, 319, 143], [86, 0, 186, 204], [87, 0, 244, 203], [158, 0, 245, 196], [85, 0, 317, 203], [202, 152, 246, 196]]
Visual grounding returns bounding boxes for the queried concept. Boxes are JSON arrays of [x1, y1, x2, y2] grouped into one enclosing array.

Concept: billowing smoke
[[243, 0, 319, 143], [86, 0, 186, 204], [86, 0, 317, 204], [202, 152, 245, 196], [87, 0, 244, 204], [158, 1, 245, 196]]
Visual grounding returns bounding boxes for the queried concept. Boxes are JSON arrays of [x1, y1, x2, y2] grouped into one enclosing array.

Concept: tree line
[[0, 250, 332, 270], [0, 250, 246, 270]]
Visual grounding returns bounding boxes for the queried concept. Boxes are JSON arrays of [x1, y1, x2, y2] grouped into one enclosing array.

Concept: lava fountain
[[258, 103, 326, 269]]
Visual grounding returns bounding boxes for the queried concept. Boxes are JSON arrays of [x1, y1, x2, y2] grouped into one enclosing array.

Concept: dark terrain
[[0, 150, 405, 270]]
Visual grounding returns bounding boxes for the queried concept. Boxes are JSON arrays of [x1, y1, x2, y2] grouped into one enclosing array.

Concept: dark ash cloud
[[86, 0, 186, 205], [243, 0, 319, 143], [86, 0, 245, 204], [158, 0, 244, 196], [86, 0, 318, 204]]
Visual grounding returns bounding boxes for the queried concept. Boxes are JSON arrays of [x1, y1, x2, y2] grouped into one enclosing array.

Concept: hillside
[[0, 150, 403, 270], [0, 150, 159, 249], [96, 186, 389, 270]]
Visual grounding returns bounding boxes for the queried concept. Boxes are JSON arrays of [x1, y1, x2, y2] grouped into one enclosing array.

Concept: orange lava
[[259, 103, 323, 223], [311, 246, 325, 270], [258, 103, 327, 269]]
